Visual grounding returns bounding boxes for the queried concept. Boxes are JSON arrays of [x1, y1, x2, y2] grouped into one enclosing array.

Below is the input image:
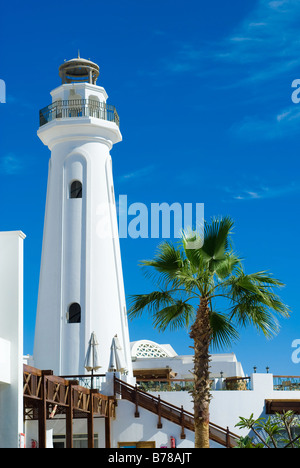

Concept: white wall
[[0, 231, 25, 448], [0, 338, 11, 384], [111, 400, 194, 449], [210, 373, 300, 438]]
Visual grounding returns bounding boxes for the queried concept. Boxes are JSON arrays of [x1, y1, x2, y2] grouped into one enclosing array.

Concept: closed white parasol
[[108, 334, 127, 374]]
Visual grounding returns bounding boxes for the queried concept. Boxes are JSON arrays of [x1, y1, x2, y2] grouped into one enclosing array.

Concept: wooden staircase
[[114, 377, 239, 448]]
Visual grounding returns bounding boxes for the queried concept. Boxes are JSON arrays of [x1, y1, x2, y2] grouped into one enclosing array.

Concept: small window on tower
[[70, 180, 82, 199], [68, 303, 81, 323]]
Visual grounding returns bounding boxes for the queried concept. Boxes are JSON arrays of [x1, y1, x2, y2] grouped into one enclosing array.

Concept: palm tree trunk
[[190, 297, 212, 448]]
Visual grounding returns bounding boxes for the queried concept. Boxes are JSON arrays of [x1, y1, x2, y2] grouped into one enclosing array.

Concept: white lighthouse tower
[[33, 56, 132, 378]]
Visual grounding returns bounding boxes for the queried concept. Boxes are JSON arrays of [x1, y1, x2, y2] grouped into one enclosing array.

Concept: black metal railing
[[39, 99, 120, 127], [60, 373, 107, 390], [137, 379, 195, 393], [135, 376, 252, 393]]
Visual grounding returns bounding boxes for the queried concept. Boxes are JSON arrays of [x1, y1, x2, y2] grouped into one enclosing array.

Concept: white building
[[22, 337, 300, 448], [0, 232, 25, 448], [1, 56, 300, 449]]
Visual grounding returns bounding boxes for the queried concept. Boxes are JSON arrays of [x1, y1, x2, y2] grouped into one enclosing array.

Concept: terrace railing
[[136, 376, 252, 393], [273, 376, 300, 391], [224, 376, 251, 391], [60, 374, 107, 391], [39, 99, 120, 127], [137, 379, 194, 393]]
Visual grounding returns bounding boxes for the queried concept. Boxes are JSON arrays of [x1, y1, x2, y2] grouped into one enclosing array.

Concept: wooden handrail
[[23, 364, 116, 448], [224, 376, 251, 381], [23, 364, 113, 417], [274, 375, 300, 379], [136, 378, 194, 382], [116, 378, 194, 416]]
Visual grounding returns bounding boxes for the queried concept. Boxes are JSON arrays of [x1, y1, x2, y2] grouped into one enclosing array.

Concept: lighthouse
[[33, 56, 132, 378]]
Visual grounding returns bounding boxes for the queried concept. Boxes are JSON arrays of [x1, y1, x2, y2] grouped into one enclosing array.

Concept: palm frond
[[210, 252, 242, 278], [201, 216, 234, 261], [127, 290, 175, 320], [140, 241, 185, 287], [181, 229, 205, 271], [230, 297, 282, 338], [152, 300, 196, 332], [245, 271, 286, 287], [210, 311, 240, 350], [218, 267, 290, 338]]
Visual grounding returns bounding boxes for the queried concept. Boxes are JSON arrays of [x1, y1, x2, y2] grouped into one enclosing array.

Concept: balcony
[[39, 99, 120, 127]]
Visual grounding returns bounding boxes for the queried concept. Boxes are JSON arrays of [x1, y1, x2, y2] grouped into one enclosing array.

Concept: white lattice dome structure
[[131, 340, 177, 359]]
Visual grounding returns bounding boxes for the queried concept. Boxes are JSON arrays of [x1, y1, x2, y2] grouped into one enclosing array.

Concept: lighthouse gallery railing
[[39, 99, 119, 127]]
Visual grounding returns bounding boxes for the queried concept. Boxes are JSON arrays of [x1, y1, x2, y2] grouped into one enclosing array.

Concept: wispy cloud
[[153, 1, 300, 142], [231, 105, 300, 140], [161, 0, 300, 84], [216, 0, 300, 82], [0, 153, 23, 175], [116, 165, 156, 183], [218, 0, 300, 140], [225, 180, 300, 201]]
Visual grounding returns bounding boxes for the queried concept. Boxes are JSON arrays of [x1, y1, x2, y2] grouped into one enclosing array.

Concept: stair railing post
[[180, 405, 186, 440], [157, 395, 162, 429], [226, 426, 230, 448], [134, 384, 140, 418]]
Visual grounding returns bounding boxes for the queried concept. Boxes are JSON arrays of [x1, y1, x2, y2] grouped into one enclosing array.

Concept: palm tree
[[128, 216, 290, 448]]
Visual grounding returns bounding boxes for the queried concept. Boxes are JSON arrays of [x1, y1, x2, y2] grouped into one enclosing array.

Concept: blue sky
[[1, 0, 300, 376]]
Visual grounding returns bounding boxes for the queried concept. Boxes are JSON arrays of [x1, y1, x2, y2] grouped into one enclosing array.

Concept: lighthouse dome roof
[[59, 55, 100, 84]]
